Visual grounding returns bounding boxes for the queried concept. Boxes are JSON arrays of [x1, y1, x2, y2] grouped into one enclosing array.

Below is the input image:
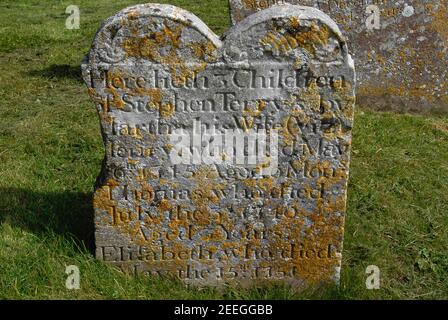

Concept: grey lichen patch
[[82, 3, 355, 288], [229, 0, 448, 113]]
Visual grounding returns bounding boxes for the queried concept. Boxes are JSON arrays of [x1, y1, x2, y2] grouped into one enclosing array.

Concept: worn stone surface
[[230, 0, 448, 112], [82, 3, 355, 287]]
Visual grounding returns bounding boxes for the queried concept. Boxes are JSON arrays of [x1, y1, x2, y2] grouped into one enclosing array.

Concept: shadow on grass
[[27, 64, 83, 83], [0, 188, 94, 254], [0, 188, 355, 299]]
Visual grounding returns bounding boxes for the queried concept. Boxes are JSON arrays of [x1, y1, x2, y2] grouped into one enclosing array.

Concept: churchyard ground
[[0, 0, 447, 299]]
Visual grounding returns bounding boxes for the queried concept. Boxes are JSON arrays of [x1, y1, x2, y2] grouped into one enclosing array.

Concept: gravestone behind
[[230, 0, 448, 113], [82, 3, 355, 287]]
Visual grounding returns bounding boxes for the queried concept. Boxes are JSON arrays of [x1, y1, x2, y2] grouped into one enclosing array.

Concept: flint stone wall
[[230, 0, 448, 112]]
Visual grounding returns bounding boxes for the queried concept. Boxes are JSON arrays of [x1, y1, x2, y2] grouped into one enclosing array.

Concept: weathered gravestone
[[230, 0, 448, 112], [82, 3, 356, 287]]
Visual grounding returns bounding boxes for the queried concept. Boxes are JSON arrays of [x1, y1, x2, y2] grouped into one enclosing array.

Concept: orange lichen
[[243, 99, 266, 117], [122, 21, 217, 86], [93, 179, 119, 212], [242, 0, 258, 9], [189, 41, 217, 61], [127, 10, 139, 21], [105, 83, 125, 110], [431, 0, 448, 46], [157, 199, 173, 212], [261, 19, 330, 57]]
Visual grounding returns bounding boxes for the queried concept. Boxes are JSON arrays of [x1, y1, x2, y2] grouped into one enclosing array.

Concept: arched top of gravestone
[[84, 3, 222, 66], [83, 3, 350, 66], [225, 4, 345, 42], [222, 4, 351, 65]]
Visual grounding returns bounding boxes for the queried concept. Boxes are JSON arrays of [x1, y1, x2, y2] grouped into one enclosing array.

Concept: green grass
[[1, 0, 447, 300]]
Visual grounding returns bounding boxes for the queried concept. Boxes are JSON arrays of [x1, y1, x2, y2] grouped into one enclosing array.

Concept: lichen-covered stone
[[82, 3, 355, 287], [230, 0, 448, 113]]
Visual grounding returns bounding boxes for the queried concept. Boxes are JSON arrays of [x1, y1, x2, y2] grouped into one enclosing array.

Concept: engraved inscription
[[82, 3, 356, 287]]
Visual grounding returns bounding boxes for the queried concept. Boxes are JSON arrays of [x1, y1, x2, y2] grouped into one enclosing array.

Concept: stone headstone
[[82, 3, 355, 287], [230, 0, 448, 113]]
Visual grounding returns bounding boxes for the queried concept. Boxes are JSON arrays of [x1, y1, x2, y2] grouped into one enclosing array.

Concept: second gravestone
[[82, 3, 356, 287], [230, 0, 448, 113]]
